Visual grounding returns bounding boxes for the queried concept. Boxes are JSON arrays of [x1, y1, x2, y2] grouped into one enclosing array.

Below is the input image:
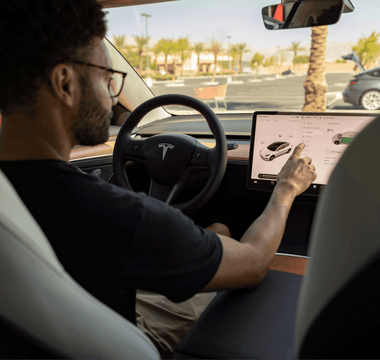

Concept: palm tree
[[177, 37, 190, 77], [230, 44, 239, 80], [352, 31, 380, 69], [303, 26, 329, 111], [209, 38, 223, 82], [133, 35, 150, 73], [250, 52, 265, 80], [113, 35, 139, 69], [288, 41, 306, 71], [193, 42, 204, 75], [112, 35, 128, 58], [236, 43, 249, 74], [151, 44, 161, 72], [154, 38, 174, 74], [170, 40, 181, 82]]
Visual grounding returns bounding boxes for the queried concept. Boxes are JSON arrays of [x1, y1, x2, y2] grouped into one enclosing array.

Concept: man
[[0, 0, 317, 358]]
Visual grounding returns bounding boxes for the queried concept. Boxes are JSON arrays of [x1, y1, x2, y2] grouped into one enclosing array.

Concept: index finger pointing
[[291, 143, 305, 160]]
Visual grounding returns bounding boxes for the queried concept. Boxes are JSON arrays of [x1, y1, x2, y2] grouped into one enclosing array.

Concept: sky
[[103, 0, 380, 50]]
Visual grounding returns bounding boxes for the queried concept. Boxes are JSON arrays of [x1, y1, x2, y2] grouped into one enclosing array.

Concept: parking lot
[[149, 72, 359, 112]]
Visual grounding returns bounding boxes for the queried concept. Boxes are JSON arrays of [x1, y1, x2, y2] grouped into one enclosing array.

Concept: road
[[149, 72, 360, 112]]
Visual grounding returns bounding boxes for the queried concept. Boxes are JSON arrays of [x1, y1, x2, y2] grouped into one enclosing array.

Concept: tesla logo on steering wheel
[[158, 143, 175, 160]]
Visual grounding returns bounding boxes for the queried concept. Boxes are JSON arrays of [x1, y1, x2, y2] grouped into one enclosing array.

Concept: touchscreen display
[[247, 111, 377, 196]]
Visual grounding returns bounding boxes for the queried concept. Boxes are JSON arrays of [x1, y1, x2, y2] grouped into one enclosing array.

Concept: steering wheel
[[113, 94, 227, 214]]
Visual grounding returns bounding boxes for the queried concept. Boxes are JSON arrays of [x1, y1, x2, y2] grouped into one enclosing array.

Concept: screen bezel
[[247, 111, 377, 196]]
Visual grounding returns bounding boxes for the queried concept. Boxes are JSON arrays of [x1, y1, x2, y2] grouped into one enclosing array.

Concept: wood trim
[[200, 142, 250, 161], [70, 143, 113, 161], [69, 137, 251, 162], [69, 137, 117, 161], [227, 144, 250, 161], [269, 254, 309, 276]]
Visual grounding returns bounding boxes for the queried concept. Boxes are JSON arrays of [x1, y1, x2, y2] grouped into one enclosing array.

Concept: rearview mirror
[[262, 0, 345, 30]]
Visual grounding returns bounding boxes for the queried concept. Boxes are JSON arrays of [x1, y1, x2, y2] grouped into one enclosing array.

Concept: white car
[[260, 141, 292, 161]]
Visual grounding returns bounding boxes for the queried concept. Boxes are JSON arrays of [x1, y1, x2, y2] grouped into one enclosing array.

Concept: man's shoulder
[[0, 158, 148, 207]]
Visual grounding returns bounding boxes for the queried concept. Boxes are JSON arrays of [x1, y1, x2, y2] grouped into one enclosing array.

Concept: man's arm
[[202, 143, 317, 292]]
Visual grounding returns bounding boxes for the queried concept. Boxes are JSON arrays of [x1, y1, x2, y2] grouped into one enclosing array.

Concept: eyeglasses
[[71, 60, 128, 98]]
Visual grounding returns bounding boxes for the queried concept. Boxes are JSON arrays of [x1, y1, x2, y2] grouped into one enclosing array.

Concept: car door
[[276, 143, 285, 156]]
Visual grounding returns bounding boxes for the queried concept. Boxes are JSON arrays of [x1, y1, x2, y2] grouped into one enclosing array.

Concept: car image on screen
[[260, 141, 292, 161], [332, 131, 358, 145]]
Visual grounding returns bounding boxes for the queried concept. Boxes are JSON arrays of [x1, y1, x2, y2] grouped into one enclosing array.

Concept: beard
[[72, 76, 113, 146]]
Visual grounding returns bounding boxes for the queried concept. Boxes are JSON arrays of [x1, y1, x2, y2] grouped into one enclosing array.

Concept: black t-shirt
[[0, 159, 223, 324]]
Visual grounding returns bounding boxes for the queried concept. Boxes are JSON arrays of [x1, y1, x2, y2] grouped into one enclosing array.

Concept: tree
[[151, 44, 161, 72], [112, 35, 128, 58], [303, 26, 329, 112], [170, 40, 181, 82], [177, 37, 190, 77], [275, 47, 287, 71], [294, 55, 309, 64], [352, 31, 380, 69], [193, 42, 205, 75], [208, 38, 223, 82], [288, 41, 306, 71], [113, 35, 139, 69], [230, 44, 239, 80], [264, 56, 275, 67], [236, 43, 249, 74], [154, 38, 174, 74], [133, 35, 150, 73], [250, 53, 265, 79]]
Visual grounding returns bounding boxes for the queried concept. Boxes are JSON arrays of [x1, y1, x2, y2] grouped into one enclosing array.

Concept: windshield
[[268, 142, 282, 151], [103, 0, 380, 116]]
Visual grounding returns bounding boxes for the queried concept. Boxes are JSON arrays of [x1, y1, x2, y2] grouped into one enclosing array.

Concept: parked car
[[341, 52, 380, 110], [343, 67, 380, 110], [260, 141, 292, 161]]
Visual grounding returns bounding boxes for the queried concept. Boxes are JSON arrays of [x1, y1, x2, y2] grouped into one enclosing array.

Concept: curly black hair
[[0, 0, 107, 117]]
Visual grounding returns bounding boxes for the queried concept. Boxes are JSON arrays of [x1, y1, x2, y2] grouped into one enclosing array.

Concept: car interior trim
[[269, 254, 309, 276], [69, 143, 113, 161], [69, 138, 251, 162]]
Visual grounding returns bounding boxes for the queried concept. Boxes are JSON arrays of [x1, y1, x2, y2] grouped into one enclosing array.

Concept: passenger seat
[[0, 169, 160, 359]]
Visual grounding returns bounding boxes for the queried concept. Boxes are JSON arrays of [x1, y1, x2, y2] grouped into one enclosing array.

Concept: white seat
[[0, 169, 160, 359], [295, 116, 380, 358]]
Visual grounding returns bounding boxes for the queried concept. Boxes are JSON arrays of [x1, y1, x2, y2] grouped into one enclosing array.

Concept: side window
[[370, 71, 380, 77]]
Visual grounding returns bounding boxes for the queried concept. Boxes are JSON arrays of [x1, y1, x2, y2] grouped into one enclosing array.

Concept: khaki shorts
[[136, 290, 217, 359]]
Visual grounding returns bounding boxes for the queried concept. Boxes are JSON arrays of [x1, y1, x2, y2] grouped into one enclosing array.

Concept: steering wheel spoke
[[189, 141, 210, 168], [124, 139, 146, 163], [149, 168, 191, 205], [149, 181, 175, 203]]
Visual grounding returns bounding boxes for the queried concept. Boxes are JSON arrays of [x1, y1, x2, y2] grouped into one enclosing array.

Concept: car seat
[[0, 169, 160, 359], [295, 115, 380, 358]]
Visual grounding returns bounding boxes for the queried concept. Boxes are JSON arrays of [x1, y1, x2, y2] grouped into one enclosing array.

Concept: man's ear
[[49, 64, 78, 108]]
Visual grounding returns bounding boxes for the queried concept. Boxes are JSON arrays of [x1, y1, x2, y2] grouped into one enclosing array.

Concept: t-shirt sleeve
[[125, 194, 223, 302]]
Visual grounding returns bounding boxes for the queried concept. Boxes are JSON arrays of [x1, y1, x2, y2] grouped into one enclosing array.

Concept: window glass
[[104, 0, 380, 115], [370, 71, 380, 77]]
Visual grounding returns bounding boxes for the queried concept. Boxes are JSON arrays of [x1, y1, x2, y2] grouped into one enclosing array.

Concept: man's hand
[[276, 143, 317, 197]]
